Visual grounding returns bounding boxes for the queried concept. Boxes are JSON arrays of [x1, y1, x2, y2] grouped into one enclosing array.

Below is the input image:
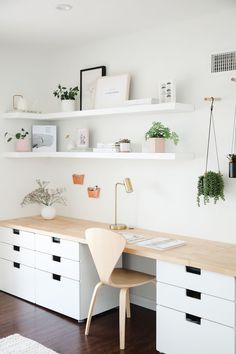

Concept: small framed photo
[[76, 128, 89, 149], [32, 125, 57, 152], [94, 74, 131, 109], [159, 80, 176, 103], [80, 66, 106, 110]]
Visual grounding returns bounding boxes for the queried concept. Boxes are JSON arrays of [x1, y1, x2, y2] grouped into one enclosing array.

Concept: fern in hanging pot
[[197, 98, 225, 206]]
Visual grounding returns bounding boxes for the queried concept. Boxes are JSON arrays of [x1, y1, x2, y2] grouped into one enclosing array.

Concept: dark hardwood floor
[[0, 292, 159, 354]]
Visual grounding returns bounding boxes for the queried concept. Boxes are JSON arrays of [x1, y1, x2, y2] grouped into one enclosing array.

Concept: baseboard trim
[[130, 294, 156, 311]]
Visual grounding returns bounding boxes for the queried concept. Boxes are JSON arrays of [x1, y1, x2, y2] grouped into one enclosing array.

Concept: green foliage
[[227, 154, 236, 163], [53, 84, 79, 100], [116, 138, 131, 144], [197, 171, 225, 206], [145, 121, 179, 144], [4, 128, 29, 142], [21, 180, 66, 207]]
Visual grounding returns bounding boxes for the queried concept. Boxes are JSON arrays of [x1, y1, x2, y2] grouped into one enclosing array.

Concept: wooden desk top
[[0, 215, 236, 277]]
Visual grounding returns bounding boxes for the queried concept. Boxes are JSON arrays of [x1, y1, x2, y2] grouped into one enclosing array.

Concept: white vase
[[61, 100, 76, 112], [41, 206, 56, 220], [120, 143, 131, 152]]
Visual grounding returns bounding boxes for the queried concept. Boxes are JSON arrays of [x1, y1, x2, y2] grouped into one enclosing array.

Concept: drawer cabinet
[[0, 242, 35, 268], [0, 227, 35, 250], [0, 258, 35, 302], [35, 269, 80, 319], [157, 305, 235, 354]]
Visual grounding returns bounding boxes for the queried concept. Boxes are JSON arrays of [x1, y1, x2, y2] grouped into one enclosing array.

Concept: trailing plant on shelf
[[227, 154, 236, 163], [4, 128, 29, 142], [53, 84, 79, 101], [21, 179, 66, 215], [145, 121, 179, 144]]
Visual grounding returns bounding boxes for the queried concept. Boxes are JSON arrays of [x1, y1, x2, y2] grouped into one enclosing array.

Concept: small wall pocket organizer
[[72, 174, 85, 185], [87, 186, 100, 198]]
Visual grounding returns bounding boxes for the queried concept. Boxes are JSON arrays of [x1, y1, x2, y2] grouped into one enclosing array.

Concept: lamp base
[[109, 224, 127, 231]]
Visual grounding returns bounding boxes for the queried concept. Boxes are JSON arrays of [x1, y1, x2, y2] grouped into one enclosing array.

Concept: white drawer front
[[35, 234, 79, 261], [157, 305, 235, 354], [0, 227, 34, 250], [35, 252, 79, 281], [0, 258, 35, 303], [35, 269, 80, 319], [157, 261, 235, 300], [0, 242, 35, 268], [157, 282, 235, 327]]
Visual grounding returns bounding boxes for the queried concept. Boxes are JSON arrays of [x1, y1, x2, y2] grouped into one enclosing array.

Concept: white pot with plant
[[53, 84, 79, 112], [145, 121, 179, 153], [5, 128, 31, 152], [21, 179, 66, 220], [116, 138, 131, 152]]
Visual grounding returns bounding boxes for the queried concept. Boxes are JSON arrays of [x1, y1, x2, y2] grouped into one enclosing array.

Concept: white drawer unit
[[157, 260, 235, 300], [35, 251, 79, 281], [0, 258, 35, 303], [0, 242, 35, 268], [35, 269, 80, 319], [157, 305, 235, 354], [157, 282, 235, 327], [35, 233, 79, 261], [0, 227, 35, 250]]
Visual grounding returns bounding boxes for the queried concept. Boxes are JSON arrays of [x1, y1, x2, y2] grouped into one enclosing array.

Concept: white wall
[[1, 5, 236, 307]]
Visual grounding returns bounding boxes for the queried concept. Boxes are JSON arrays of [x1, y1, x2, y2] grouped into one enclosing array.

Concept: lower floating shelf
[[3, 152, 194, 160]]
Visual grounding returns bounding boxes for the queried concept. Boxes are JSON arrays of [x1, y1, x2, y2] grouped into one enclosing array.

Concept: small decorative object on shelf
[[21, 179, 66, 220], [227, 105, 236, 178], [116, 138, 131, 152], [87, 186, 100, 198], [13, 94, 28, 112], [124, 98, 158, 106], [4, 128, 31, 152], [72, 174, 85, 185], [76, 128, 89, 149], [53, 84, 79, 112], [65, 134, 75, 151], [145, 121, 179, 153], [80, 66, 106, 110], [197, 97, 225, 206], [93, 142, 119, 153], [159, 80, 176, 103], [32, 125, 57, 152]]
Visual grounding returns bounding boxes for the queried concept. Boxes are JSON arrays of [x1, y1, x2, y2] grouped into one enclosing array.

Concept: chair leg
[[126, 289, 131, 318], [85, 282, 103, 335], [119, 288, 128, 350]]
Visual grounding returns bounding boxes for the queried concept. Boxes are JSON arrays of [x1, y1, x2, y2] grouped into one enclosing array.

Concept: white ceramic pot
[[149, 138, 165, 153], [15, 139, 31, 152], [61, 100, 76, 112], [120, 143, 131, 152], [41, 206, 56, 220]]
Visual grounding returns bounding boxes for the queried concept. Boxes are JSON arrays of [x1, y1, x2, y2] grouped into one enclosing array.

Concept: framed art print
[[94, 73, 131, 109], [80, 66, 106, 110], [32, 125, 57, 152]]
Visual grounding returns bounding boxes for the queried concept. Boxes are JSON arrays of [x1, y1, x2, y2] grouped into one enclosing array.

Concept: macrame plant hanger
[[229, 77, 236, 177]]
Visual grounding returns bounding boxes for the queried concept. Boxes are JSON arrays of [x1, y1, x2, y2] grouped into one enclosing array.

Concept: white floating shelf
[[2, 103, 194, 121], [3, 152, 194, 160]]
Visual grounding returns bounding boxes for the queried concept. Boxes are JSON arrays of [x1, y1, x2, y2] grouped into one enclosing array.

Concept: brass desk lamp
[[110, 178, 133, 230]]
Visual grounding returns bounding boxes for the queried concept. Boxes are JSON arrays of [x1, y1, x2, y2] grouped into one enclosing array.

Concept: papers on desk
[[122, 232, 186, 250]]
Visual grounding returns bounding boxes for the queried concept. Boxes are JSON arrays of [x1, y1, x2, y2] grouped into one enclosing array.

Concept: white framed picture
[[159, 80, 176, 103], [80, 66, 106, 110], [32, 125, 57, 152], [76, 128, 89, 149], [94, 74, 131, 109]]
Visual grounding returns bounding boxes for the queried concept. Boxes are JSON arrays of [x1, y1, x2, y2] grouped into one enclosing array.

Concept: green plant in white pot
[[145, 121, 179, 152], [4, 128, 31, 152], [53, 84, 79, 112]]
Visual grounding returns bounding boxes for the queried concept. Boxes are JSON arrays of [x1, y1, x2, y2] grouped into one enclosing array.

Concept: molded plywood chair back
[[85, 227, 126, 283]]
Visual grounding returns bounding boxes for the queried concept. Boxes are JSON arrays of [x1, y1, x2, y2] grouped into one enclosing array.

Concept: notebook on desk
[[122, 232, 186, 250]]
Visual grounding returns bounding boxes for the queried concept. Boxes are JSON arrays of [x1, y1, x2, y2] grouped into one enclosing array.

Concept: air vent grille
[[211, 51, 236, 73]]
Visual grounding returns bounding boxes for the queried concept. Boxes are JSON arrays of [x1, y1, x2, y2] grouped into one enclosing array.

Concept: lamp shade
[[123, 178, 133, 193]]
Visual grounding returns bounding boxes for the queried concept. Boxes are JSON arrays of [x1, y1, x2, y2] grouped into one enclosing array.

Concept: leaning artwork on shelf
[[80, 66, 106, 110], [32, 125, 57, 152], [94, 73, 131, 109]]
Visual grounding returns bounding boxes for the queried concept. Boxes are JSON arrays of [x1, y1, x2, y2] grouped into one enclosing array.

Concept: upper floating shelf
[[2, 103, 194, 121]]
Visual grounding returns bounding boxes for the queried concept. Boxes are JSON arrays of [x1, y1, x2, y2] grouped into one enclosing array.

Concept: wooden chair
[[85, 228, 156, 350]]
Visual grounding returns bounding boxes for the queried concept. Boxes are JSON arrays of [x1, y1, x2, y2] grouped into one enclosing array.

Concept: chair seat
[[109, 268, 155, 288]]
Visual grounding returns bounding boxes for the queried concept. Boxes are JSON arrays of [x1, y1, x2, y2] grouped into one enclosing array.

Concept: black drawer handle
[[13, 245, 20, 252], [52, 273, 61, 281], [186, 289, 201, 300], [13, 229, 20, 235], [52, 255, 61, 262], [186, 313, 201, 325], [13, 262, 20, 269], [52, 237, 60, 244], [186, 266, 201, 275]]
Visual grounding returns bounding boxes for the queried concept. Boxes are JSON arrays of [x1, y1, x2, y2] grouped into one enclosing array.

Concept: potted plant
[[21, 179, 66, 220], [116, 138, 131, 152], [5, 128, 31, 152], [227, 154, 236, 178], [53, 84, 79, 112], [145, 121, 179, 152], [197, 171, 225, 206]]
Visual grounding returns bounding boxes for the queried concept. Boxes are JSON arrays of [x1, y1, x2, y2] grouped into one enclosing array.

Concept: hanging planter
[[227, 106, 236, 178], [197, 98, 225, 206]]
